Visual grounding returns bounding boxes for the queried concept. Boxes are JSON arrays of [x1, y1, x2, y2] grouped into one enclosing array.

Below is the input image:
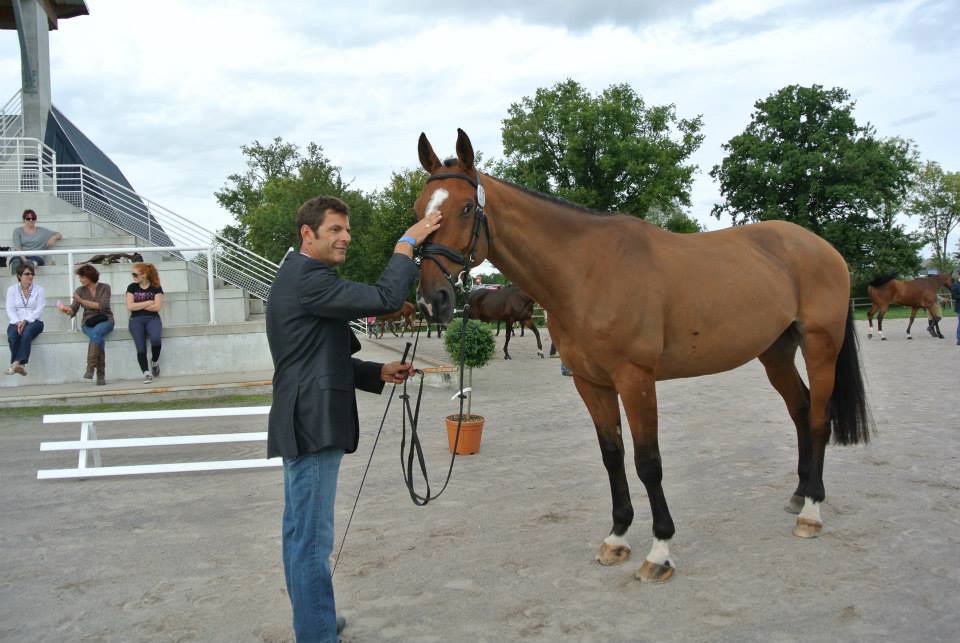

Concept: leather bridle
[[416, 172, 491, 292]]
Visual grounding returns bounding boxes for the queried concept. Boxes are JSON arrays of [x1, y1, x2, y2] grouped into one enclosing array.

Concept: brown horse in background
[[372, 301, 416, 338], [466, 285, 544, 359], [414, 129, 869, 584], [866, 273, 953, 340]]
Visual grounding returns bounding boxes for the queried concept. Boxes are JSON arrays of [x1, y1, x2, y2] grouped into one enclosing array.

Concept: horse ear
[[418, 133, 442, 173], [456, 128, 475, 170]]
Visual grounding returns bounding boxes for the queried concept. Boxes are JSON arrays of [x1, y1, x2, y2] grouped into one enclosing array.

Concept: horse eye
[[462, 203, 474, 215]]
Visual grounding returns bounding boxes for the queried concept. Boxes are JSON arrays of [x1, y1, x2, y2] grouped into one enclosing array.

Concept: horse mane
[[869, 273, 898, 288], [484, 175, 615, 217]]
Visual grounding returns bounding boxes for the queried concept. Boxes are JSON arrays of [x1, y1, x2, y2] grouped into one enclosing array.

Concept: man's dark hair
[[76, 264, 100, 283], [297, 196, 350, 242]]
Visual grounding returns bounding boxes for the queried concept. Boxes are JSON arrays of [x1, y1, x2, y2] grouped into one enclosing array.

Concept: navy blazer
[[266, 251, 419, 458]]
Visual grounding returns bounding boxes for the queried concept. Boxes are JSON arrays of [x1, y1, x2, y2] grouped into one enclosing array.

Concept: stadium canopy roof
[[0, 0, 89, 30]]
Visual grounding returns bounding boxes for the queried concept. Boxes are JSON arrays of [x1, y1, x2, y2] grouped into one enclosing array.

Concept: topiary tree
[[443, 318, 495, 418]]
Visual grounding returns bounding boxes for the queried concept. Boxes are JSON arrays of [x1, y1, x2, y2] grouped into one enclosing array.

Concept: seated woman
[[5, 264, 45, 376], [126, 263, 164, 384], [10, 209, 62, 274], [56, 264, 114, 385]]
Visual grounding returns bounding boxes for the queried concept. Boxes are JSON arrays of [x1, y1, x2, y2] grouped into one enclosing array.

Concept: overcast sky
[[2, 0, 958, 255]]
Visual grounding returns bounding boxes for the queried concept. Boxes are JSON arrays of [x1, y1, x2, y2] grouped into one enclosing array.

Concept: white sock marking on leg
[[799, 498, 822, 524], [603, 533, 630, 549], [646, 539, 672, 565]]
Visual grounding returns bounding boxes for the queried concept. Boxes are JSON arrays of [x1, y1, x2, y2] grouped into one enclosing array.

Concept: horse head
[[414, 129, 490, 323]]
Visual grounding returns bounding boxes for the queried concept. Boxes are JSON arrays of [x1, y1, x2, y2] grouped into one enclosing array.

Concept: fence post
[[207, 247, 216, 325], [66, 251, 76, 332], [36, 140, 42, 192]]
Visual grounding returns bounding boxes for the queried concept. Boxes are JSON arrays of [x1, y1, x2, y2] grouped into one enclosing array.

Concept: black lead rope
[[333, 170, 487, 574], [333, 303, 471, 575]]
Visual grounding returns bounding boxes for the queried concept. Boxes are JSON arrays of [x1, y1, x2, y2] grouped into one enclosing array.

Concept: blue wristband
[[398, 235, 417, 248]]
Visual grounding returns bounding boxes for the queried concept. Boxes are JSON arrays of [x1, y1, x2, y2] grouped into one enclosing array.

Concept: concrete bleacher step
[[38, 288, 249, 331], [0, 321, 270, 388], [3, 184, 275, 390]]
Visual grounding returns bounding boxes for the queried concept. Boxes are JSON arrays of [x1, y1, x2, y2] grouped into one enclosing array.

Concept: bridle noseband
[[416, 172, 491, 291]]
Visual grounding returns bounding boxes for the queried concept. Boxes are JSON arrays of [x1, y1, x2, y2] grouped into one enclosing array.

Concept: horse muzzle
[[417, 285, 455, 323]]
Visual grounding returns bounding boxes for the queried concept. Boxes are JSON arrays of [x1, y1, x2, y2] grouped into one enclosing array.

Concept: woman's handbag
[[84, 313, 109, 328]]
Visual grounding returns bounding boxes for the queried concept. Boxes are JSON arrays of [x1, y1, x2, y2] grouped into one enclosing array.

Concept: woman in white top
[[5, 263, 45, 375]]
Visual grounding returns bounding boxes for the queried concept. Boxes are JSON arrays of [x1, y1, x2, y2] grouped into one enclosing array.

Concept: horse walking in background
[[372, 301, 416, 338], [414, 130, 869, 584], [466, 285, 544, 359], [866, 273, 953, 340]]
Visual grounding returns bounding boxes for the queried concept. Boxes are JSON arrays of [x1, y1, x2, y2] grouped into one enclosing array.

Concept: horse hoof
[[596, 542, 631, 566], [792, 517, 822, 538], [881, 337, 888, 341], [784, 494, 804, 515], [538, 352, 545, 359], [906, 336, 912, 340], [635, 559, 675, 583]]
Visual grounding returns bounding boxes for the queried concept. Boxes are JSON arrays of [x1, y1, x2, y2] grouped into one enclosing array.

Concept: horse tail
[[869, 272, 897, 288], [829, 304, 871, 446]]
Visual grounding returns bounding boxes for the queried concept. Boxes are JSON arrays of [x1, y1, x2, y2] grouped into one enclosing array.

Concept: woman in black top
[[126, 263, 164, 383]]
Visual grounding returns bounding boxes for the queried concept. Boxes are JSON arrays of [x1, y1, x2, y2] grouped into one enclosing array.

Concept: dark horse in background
[[414, 130, 869, 584], [371, 301, 416, 338], [867, 273, 953, 340], [466, 285, 544, 359]]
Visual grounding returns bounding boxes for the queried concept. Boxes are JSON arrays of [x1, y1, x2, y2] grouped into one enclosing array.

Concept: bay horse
[[372, 301, 416, 338], [414, 130, 869, 584], [466, 285, 544, 359], [866, 273, 953, 340]]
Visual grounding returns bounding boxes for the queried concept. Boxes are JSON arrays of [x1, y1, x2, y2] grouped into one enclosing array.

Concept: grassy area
[[852, 307, 957, 320], [1, 393, 272, 419]]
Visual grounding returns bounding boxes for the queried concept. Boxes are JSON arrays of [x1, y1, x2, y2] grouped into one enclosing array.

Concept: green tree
[[645, 204, 704, 233], [496, 79, 704, 218], [909, 161, 960, 273], [215, 139, 372, 268], [356, 169, 427, 287], [710, 85, 921, 279]]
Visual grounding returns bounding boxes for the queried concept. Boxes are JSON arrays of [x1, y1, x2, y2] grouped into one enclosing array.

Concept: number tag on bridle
[[477, 183, 486, 208]]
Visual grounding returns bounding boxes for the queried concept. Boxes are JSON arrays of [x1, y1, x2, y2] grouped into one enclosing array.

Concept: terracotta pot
[[445, 414, 484, 455]]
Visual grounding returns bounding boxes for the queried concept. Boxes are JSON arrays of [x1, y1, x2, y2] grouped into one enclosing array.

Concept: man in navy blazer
[[266, 195, 441, 641]]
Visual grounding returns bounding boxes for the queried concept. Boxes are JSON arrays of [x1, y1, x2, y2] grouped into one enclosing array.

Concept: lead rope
[[332, 303, 471, 575]]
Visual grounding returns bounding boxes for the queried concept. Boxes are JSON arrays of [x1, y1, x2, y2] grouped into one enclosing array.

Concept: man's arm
[[299, 254, 419, 321]]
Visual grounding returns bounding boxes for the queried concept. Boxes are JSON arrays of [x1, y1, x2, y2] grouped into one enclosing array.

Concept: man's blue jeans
[[7, 320, 44, 364], [282, 448, 343, 643], [81, 320, 114, 348], [956, 312, 960, 343]]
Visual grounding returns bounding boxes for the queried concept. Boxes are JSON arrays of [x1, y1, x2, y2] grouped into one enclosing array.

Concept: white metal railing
[[1, 245, 220, 325], [0, 136, 279, 301], [0, 137, 56, 192], [0, 90, 23, 138]]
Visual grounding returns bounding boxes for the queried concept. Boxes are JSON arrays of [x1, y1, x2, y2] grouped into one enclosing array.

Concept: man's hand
[[381, 361, 414, 384]]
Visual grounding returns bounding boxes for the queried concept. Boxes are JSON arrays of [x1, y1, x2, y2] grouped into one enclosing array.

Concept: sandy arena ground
[[1, 318, 958, 642]]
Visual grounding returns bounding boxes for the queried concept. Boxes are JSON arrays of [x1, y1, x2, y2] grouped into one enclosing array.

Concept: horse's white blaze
[[799, 498, 822, 524], [603, 533, 630, 549], [417, 294, 433, 318], [646, 538, 672, 565], [426, 188, 449, 215]]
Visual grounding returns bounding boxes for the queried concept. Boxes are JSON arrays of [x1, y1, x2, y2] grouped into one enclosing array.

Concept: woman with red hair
[[126, 263, 164, 383]]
